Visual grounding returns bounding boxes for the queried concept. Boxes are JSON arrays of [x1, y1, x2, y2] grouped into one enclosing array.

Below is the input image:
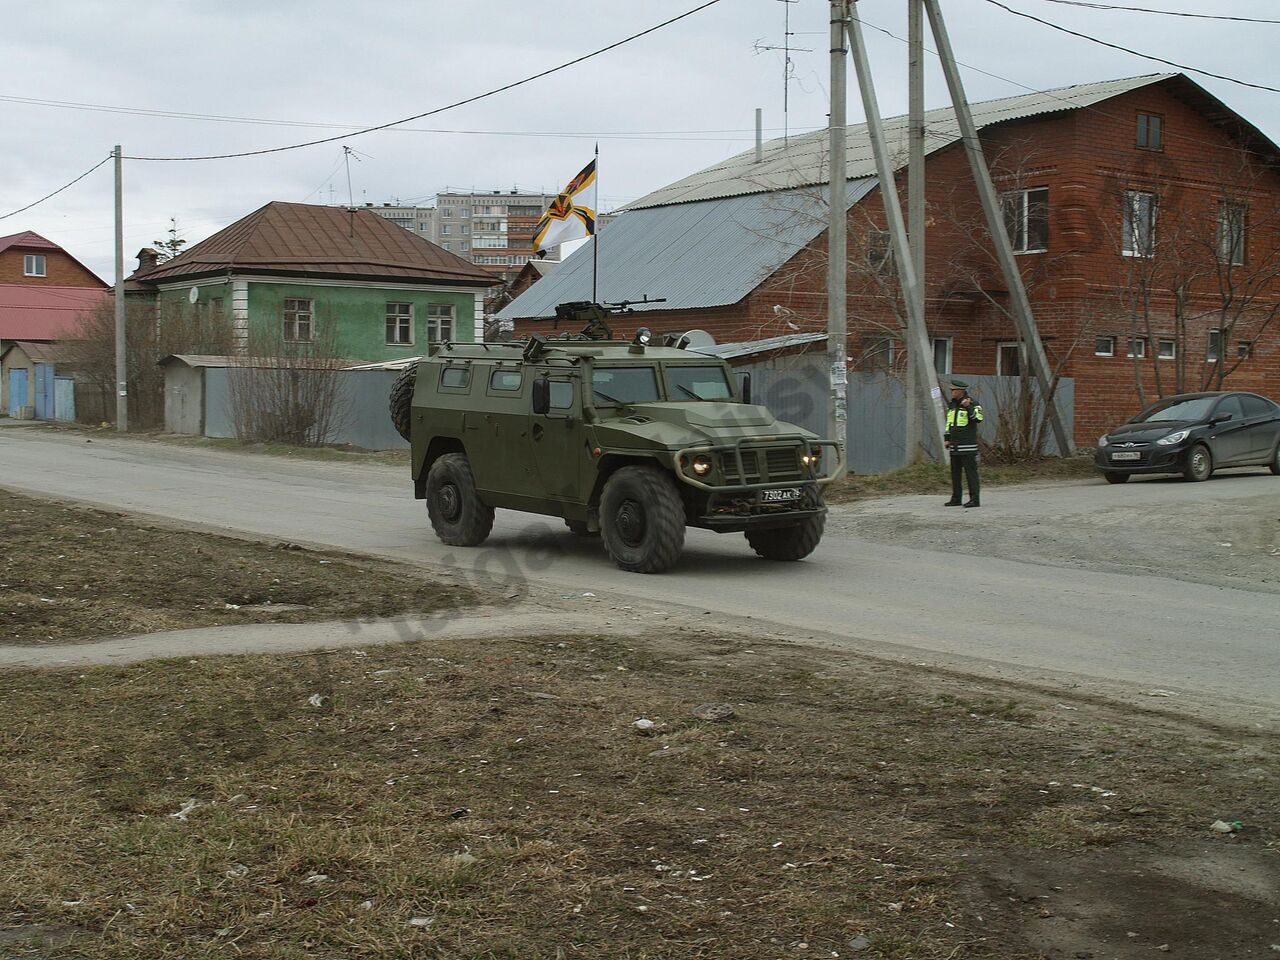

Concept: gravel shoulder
[[828, 472, 1280, 594]]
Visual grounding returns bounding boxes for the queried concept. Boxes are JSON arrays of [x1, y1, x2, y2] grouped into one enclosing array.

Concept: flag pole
[[591, 142, 599, 303]]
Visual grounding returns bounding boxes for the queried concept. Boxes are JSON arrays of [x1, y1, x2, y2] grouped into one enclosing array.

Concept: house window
[[1001, 187, 1049, 254], [1157, 338, 1176, 360], [282, 298, 314, 342], [427, 303, 455, 342], [1122, 191, 1157, 257], [867, 229, 893, 274], [932, 337, 953, 376], [1237, 340, 1254, 359], [1095, 336, 1116, 357], [1216, 202, 1246, 265], [1127, 337, 1147, 359], [23, 254, 46, 277], [862, 337, 895, 371], [440, 224, 451, 236], [1136, 113, 1163, 150], [459, 208, 470, 218], [442, 242, 451, 251], [460, 241, 470, 251], [1207, 328, 1223, 362], [211, 297, 224, 315], [386, 302, 413, 345], [441, 208, 452, 219], [997, 342, 1022, 376]]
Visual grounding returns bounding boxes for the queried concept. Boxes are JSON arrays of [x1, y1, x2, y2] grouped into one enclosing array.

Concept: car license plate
[[1110, 451, 1141, 461], [761, 487, 801, 503]]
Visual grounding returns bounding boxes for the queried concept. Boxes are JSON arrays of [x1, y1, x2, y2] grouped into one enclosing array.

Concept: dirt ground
[[0, 495, 476, 644]]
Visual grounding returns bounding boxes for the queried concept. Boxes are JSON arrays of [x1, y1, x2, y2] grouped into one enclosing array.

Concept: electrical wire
[[122, 0, 724, 161], [983, 0, 1280, 93], [1033, 0, 1280, 24], [0, 155, 112, 221]]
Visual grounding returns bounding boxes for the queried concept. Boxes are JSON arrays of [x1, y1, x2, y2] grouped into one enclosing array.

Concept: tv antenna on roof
[[753, 0, 810, 143]]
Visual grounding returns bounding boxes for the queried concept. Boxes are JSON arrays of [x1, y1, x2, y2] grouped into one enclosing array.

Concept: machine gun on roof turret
[[550, 297, 668, 341]]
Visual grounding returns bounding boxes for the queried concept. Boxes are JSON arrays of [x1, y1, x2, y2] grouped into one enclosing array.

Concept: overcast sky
[[2, 0, 1276, 281]]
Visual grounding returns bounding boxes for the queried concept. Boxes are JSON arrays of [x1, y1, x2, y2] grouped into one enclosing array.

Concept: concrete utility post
[[906, 0, 926, 464], [923, 0, 1072, 456], [845, 4, 950, 460], [826, 0, 849, 452], [113, 144, 127, 432]]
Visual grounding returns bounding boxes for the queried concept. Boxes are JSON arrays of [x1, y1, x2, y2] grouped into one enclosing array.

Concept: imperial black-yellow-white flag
[[533, 159, 597, 252]]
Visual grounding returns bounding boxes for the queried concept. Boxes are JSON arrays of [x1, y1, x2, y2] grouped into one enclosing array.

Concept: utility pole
[[113, 144, 127, 432], [923, 0, 1072, 456], [906, 0, 926, 464], [826, 0, 849, 452], [845, 4, 949, 459]]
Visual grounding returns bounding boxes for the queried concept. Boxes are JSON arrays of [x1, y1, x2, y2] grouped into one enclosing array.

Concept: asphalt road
[[3, 426, 1277, 725]]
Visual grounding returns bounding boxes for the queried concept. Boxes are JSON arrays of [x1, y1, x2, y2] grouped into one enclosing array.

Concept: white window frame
[[1122, 190, 1157, 258], [862, 336, 896, 371], [1237, 340, 1254, 359], [1157, 338, 1176, 361], [1207, 328, 1223, 363], [1216, 201, 1246, 266], [1127, 337, 1147, 359], [386, 302, 414, 346], [931, 337, 953, 376], [282, 298, 314, 343], [996, 341, 1023, 376], [23, 254, 46, 277], [427, 303, 455, 343], [1001, 187, 1049, 254], [1095, 336, 1116, 358]]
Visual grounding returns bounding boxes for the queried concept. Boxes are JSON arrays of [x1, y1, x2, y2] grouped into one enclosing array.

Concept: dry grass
[[0, 494, 471, 645], [0, 632, 1274, 959], [826, 456, 1098, 504]]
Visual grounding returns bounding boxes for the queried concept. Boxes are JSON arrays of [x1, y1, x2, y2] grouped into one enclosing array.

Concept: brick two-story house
[[501, 73, 1280, 448]]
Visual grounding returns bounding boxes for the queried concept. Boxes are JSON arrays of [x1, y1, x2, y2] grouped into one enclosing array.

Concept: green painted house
[[128, 201, 496, 361]]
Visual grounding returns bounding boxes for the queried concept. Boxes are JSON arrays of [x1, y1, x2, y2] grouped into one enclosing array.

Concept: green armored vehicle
[[389, 302, 843, 573]]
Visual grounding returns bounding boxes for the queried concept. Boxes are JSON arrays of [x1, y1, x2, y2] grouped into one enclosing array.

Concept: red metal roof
[[0, 284, 108, 341], [0, 231, 61, 255]]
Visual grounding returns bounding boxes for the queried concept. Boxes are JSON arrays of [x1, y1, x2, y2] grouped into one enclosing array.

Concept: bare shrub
[[226, 325, 349, 446]]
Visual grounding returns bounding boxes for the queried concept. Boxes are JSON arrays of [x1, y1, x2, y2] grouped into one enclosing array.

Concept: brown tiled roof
[[130, 202, 496, 288]]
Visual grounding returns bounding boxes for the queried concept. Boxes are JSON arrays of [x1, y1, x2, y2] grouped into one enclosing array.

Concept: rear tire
[[389, 362, 419, 442], [426, 452, 494, 546], [1102, 471, 1130, 484], [1270, 443, 1280, 476], [745, 513, 825, 561], [1182, 443, 1213, 482], [600, 466, 685, 573]]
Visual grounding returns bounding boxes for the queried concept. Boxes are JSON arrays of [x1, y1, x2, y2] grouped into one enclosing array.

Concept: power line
[[983, 0, 1280, 94], [1033, 0, 1280, 24], [123, 0, 724, 162], [0, 155, 112, 221]]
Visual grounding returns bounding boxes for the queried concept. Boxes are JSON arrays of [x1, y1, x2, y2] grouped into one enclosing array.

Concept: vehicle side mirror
[[740, 372, 752, 405], [532, 377, 550, 415], [1212, 412, 1233, 425]]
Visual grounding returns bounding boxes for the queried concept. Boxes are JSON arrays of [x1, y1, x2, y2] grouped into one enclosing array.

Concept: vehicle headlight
[[1157, 429, 1190, 446], [691, 454, 713, 476], [801, 447, 823, 467], [1098, 434, 1110, 447]]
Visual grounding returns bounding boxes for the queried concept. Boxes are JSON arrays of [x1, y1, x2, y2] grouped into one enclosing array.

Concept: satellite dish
[[675, 329, 716, 352], [188, 286, 200, 304]]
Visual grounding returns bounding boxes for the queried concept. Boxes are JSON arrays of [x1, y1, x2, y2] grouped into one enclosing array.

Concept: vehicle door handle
[[532, 423, 544, 441]]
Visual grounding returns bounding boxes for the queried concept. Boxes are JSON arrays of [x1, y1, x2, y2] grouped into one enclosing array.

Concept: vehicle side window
[[549, 380, 574, 410], [1240, 395, 1273, 419], [1215, 395, 1245, 420], [440, 366, 470, 389], [490, 368, 523, 392]]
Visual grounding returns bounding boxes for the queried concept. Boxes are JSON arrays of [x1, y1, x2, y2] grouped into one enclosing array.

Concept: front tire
[[426, 453, 494, 546], [745, 513, 825, 561], [599, 466, 685, 573], [389, 362, 419, 442], [1183, 443, 1213, 482], [1103, 471, 1130, 484]]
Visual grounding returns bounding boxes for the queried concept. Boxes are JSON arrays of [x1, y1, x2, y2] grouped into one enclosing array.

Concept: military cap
[[949, 379, 969, 389]]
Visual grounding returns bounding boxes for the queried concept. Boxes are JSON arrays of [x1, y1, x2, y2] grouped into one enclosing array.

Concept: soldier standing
[[944, 379, 983, 508]]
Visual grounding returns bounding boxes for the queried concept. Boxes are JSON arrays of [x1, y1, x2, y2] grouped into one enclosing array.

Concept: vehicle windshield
[[664, 364, 732, 401], [1133, 396, 1215, 423], [591, 366, 660, 404]]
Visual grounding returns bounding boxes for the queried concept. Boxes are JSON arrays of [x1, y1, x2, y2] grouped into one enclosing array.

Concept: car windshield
[[591, 366, 660, 404], [664, 364, 732, 401], [1134, 396, 1216, 423]]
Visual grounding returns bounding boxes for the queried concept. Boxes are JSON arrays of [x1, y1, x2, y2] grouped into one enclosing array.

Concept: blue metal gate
[[34, 363, 55, 419], [7, 368, 28, 416]]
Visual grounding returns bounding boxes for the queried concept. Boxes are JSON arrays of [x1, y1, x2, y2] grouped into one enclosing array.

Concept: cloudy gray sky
[[2, 0, 1276, 280]]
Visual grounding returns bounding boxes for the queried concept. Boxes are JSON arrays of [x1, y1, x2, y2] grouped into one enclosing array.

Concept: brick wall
[[0, 248, 106, 288]]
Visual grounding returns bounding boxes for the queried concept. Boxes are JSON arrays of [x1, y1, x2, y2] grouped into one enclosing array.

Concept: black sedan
[[1095, 391, 1280, 483]]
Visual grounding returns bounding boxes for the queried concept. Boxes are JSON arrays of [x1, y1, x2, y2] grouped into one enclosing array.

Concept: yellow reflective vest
[[945, 399, 984, 454]]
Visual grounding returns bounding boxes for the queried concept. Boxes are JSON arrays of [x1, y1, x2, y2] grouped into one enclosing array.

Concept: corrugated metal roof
[[700, 332, 827, 359], [629, 74, 1176, 209], [498, 179, 877, 320], [0, 284, 109, 341]]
